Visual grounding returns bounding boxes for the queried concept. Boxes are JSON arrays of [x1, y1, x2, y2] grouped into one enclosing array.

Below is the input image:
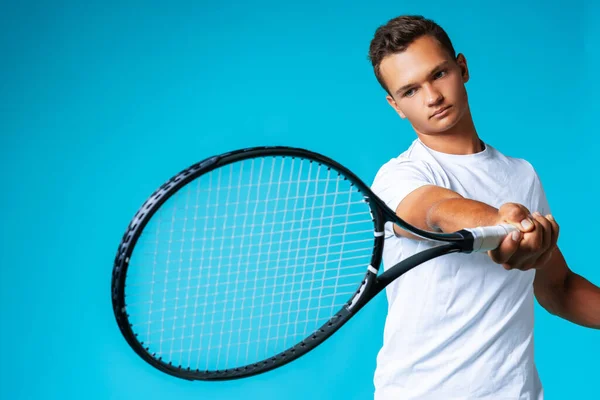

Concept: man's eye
[[404, 88, 416, 97], [434, 70, 447, 79]]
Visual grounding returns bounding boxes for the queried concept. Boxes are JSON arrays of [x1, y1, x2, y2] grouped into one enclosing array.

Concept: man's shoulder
[[375, 140, 435, 171], [371, 150, 440, 192], [488, 145, 536, 173], [373, 153, 436, 182]]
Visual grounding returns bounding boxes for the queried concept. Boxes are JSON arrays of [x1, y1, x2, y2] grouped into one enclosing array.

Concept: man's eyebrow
[[394, 61, 450, 96]]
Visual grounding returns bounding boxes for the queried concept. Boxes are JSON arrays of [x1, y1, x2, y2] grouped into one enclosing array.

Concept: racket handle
[[466, 224, 519, 252]]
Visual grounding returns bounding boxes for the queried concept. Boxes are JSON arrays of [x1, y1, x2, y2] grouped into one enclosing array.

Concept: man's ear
[[386, 94, 406, 119], [456, 53, 470, 83]]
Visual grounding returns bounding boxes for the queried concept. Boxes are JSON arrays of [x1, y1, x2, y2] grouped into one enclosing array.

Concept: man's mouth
[[430, 105, 452, 118]]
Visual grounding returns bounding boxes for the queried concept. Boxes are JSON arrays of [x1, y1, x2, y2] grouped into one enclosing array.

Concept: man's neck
[[418, 133, 483, 155], [415, 108, 483, 155]]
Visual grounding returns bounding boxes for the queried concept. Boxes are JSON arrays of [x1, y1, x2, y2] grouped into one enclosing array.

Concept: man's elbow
[[534, 284, 565, 316]]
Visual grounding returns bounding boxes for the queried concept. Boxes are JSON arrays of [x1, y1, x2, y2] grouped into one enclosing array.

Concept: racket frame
[[111, 146, 473, 381]]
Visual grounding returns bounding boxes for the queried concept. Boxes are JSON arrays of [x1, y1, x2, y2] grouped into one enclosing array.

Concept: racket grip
[[466, 224, 519, 252]]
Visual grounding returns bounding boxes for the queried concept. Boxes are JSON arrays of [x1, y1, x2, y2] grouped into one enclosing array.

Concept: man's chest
[[433, 165, 535, 211]]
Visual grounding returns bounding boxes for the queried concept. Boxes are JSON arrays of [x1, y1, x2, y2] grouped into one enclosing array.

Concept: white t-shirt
[[371, 139, 550, 400]]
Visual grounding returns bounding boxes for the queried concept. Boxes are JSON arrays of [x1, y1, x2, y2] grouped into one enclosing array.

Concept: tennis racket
[[111, 146, 516, 381]]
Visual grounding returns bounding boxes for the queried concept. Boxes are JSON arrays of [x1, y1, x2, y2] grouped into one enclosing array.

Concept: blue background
[[1, 0, 597, 398]]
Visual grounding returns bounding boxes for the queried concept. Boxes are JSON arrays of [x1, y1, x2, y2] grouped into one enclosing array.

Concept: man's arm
[[392, 185, 532, 236], [534, 249, 600, 329], [396, 185, 600, 328], [393, 185, 553, 270]]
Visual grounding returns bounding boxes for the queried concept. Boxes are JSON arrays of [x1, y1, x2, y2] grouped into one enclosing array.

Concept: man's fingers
[[507, 204, 534, 232], [516, 218, 540, 255], [516, 204, 535, 232], [546, 214, 559, 248], [518, 216, 535, 232], [491, 204, 560, 271], [532, 212, 551, 251], [489, 230, 521, 265], [498, 203, 534, 232], [534, 214, 559, 269]]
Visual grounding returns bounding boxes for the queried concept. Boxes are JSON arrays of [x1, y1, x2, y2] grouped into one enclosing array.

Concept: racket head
[[111, 146, 386, 380]]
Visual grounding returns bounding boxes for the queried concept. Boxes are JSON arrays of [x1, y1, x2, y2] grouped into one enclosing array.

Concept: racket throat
[[454, 229, 476, 253]]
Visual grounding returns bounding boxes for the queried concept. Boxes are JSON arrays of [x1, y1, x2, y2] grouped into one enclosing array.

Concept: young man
[[368, 15, 600, 400]]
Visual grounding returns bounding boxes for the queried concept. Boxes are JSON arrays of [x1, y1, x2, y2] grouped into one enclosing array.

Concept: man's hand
[[488, 203, 559, 271]]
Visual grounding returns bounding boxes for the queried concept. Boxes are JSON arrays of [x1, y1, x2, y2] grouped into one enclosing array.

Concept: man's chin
[[415, 121, 460, 136], [425, 112, 463, 134]]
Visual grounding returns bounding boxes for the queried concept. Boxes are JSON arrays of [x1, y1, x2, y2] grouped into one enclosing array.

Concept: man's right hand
[[488, 203, 559, 271]]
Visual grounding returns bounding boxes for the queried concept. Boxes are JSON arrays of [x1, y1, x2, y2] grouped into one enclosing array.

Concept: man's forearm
[[426, 198, 501, 233], [556, 272, 600, 329]]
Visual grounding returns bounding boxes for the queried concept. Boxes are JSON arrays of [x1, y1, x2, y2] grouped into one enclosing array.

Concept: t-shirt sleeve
[[371, 159, 437, 214], [528, 163, 551, 216]]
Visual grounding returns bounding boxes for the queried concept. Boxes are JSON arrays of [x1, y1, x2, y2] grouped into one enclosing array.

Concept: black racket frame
[[111, 146, 476, 381]]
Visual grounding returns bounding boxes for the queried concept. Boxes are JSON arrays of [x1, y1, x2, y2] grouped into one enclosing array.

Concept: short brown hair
[[368, 15, 457, 94]]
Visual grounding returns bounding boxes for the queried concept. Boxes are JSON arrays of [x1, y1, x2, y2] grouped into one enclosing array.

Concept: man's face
[[379, 35, 470, 135]]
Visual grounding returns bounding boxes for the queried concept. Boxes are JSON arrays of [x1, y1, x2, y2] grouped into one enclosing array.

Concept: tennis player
[[368, 15, 600, 400]]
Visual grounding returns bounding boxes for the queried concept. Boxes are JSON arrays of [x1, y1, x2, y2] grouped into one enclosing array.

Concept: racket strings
[[133, 224, 372, 256], [126, 260, 370, 293], [127, 284, 363, 323], [124, 156, 375, 371]]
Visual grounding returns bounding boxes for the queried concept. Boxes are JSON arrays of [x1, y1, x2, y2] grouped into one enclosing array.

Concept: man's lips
[[430, 105, 452, 118]]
